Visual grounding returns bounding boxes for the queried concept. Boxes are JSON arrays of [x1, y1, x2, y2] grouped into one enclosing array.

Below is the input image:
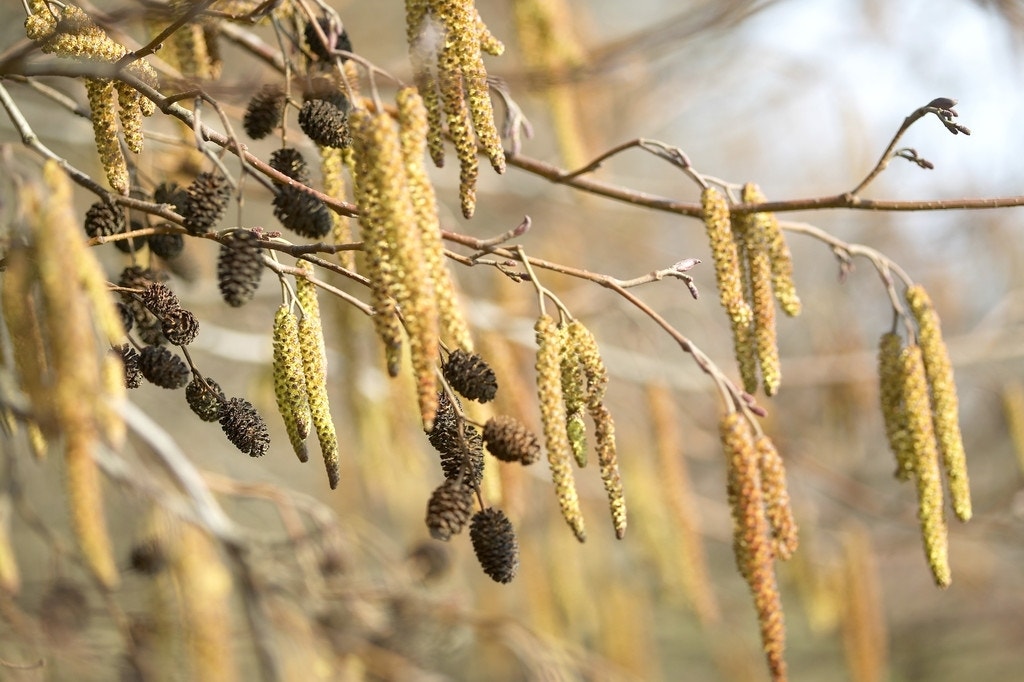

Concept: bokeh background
[[2, 0, 1024, 680]]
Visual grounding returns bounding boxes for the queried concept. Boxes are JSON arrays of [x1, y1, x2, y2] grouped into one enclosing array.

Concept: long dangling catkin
[[115, 81, 145, 154], [535, 315, 586, 542], [878, 332, 914, 480], [406, 0, 446, 167], [320, 146, 354, 270], [721, 412, 787, 681], [295, 265, 340, 489], [397, 86, 475, 352], [702, 187, 751, 327], [170, 521, 237, 682], [272, 305, 312, 463], [85, 78, 129, 194], [900, 344, 951, 587], [905, 285, 971, 523], [742, 184, 801, 316], [739, 184, 781, 396], [756, 435, 798, 560], [438, 42, 479, 218], [566, 320, 625, 537], [31, 161, 120, 588], [1003, 382, 1024, 475]]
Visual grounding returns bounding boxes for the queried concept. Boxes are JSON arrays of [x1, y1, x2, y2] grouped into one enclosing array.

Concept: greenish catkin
[[906, 285, 971, 522], [901, 344, 951, 587], [272, 305, 312, 463]]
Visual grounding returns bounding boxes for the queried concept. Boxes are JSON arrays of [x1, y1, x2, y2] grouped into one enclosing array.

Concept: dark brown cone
[[114, 344, 143, 389], [138, 345, 190, 389], [469, 508, 519, 584], [217, 231, 264, 307], [185, 376, 225, 422], [272, 186, 333, 239], [243, 84, 285, 140], [84, 200, 124, 238], [269, 147, 311, 184], [140, 283, 180, 318], [425, 478, 475, 541], [119, 266, 168, 343], [304, 17, 352, 62], [183, 172, 231, 235], [153, 182, 188, 214], [483, 416, 541, 465], [160, 308, 199, 346], [298, 98, 351, 149], [148, 228, 184, 260], [112, 220, 146, 255], [443, 349, 498, 403], [427, 391, 485, 488], [218, 397, 271, 457]]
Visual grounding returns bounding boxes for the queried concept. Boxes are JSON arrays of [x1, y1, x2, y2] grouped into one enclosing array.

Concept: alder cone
[[269, 147, 311, 184], [217, 231, 264, 307], [84, 200, 124, 238], [183, 172, 231, 235], [186, 377, 225, 422], [273, 187, 333, 239], [443, 349, 498, 403], [138, 345, 189, 389], [483, 416, 541, 465], [299, 98, 351, 149], [243, 84, 285, 140], [218, 397, 270, 458], [425, 478, 475, 541], [469, 508, 519, 584]]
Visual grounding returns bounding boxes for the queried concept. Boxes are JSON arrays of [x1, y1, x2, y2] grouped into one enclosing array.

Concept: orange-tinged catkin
[[295, 265, 340, 489], [397, 86, 474, 353], [535, 315, 586, 542], [901, 344, 951, 587], [739, 184, 781, 396], [878, 332, 914, 480], [272, 305, 311, 463], [721, 412, 787, 681], [756, 435, 798, 560], [906, 285, 971, 523], [702, 187, 751, 327], [85, 78, 129, 194]]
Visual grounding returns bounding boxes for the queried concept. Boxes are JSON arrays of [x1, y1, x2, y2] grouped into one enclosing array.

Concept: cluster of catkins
[[877, 285, 972, 588], [701, 184, 802, 397]]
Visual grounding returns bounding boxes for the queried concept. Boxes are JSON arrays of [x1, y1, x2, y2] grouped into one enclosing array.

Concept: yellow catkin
[[739, 184, 781, 395], [350, 109, 404, 373], [352, 106, 440, 429], [592, 403, 626, 539], [1, 249, 50, 425], [567, 319, 608, 409], [295, 265, 340, 489], [476, 9, 505, 55], [1002, 382, 1024, 475], [839, 526, 889, 682], [165, 9, 213, 79], [901, 344, 951, 587], [742, 184, 802, 316], [115, 81, 145, 154], [406, 0, 446, 167], [31, 162, 120, 588], [397, 86, 475, 352], [171, 522, 237, 682], [439, 43, 479, 218], [647, 384, 720, 626], [878, 332, 914, 480], [721, 412, 787, 681], [272, 305, 312, 463], [0, 495, 20, 593], [84, 78, 129, 194], [905, 285, 971, 522], [702, 187, 752, 329], [559, 325, 588, 467], [756, 435, 798, 560], [320, 146, 354, 271], [462, 35, 505, 174], [535, 315, 586, 542]]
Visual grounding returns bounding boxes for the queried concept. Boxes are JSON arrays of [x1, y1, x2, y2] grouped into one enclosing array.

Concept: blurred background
[[2, 0, 1024, 680]]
